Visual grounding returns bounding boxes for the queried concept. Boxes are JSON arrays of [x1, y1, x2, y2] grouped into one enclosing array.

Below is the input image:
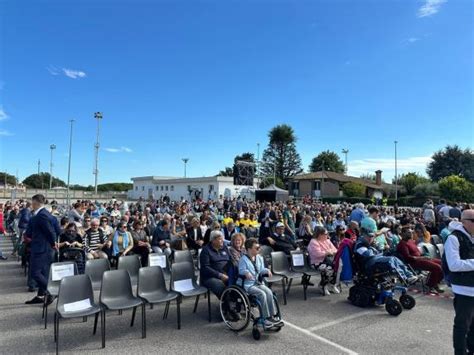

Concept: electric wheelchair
[[219, 272, 284, 340], [348, 251, 416, 316]]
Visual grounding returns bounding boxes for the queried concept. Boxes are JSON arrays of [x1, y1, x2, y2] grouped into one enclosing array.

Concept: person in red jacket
[[397, 226, 444, 294]]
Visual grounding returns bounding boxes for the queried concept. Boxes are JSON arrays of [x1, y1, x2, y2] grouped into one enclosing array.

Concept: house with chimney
[[288, 170, 391, 199]]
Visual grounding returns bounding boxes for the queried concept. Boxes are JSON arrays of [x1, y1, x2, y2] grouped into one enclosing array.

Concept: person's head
[[368, 207, 379, 218], [336, 225, 345, 236], [231, 232, 246, 250], [349, 220, 359, 231], [227, 222, 235, 231], [191, 218, 199, 228], [362, 229, 376, 243], [31, 194, 45, 210], [275, 222, 285, 235], [245, 238, 260, 257], [161, 220, 170, 231], [118, 222, 128, 232], [414, 223, 426, 237], [461, 209, 474, 235], [65, 222, 77, 234], [133, 220, 143, 230], [401, 226, 414, 241], [314, 226, 328, 241], [391, 223, 401, 235], [100, 216, 109, 225], [210, 230, 224, 249], [90, 218, 100, 231], [303, 215, 312, 224], [265, 202, 271, 211]]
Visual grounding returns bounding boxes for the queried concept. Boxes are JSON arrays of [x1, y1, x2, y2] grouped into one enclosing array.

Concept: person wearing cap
[[354, 229, 418, 285], [199, 230, 231, 298], [445, 209, 474, 355], [269, 222, 297, 255], [350, 203, 365, 223]]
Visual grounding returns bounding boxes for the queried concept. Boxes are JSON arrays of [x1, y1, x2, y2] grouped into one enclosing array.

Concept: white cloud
[[62, 68, 86, 79], [417, 0, 447, 18], [0, 129, 13, 136], [347, 156, 432, 180], [47, 66, 87, 79], [104, 146, 132, 153], [0, 107, 8, 121], [407, 37, 419, 43]]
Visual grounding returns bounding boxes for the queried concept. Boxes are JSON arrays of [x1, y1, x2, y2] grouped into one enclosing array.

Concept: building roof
[[291, 171, 391, 190], [131, 175, 239, 184]]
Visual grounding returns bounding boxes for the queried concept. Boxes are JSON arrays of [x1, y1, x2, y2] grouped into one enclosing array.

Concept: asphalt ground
[[0, 235, 455, 354]]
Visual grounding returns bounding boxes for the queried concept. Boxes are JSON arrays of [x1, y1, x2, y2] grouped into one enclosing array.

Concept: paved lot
[[0, 236, 454, 354]]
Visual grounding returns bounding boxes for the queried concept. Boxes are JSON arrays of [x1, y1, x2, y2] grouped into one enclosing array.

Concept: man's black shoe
[[25, 296, 44, 305], [27, 287, 37, 293], [45, 295, 54, 306]]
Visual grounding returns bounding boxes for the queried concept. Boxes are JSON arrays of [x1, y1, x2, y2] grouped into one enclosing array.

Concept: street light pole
[[66, 119, 75, 207], [394, 140, 398, 202], [49, 144, 56, 189], [182, 158, 189, 178], [256, 143, 260, 187], [342, 149, 349, 174], [93, 112, 103, 194]]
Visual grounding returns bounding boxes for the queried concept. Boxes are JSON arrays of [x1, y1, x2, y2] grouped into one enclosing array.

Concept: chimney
[[375, 170, 382, 186]]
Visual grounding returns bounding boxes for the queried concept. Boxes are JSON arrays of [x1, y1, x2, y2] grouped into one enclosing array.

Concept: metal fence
[[0, 188, 128, 203]]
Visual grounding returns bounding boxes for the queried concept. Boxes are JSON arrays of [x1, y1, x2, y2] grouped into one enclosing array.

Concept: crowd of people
[[0, 195, 473, 353]]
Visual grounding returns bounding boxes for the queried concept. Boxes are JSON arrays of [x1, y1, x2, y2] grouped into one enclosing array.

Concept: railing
[[0, 188, 128, 202]]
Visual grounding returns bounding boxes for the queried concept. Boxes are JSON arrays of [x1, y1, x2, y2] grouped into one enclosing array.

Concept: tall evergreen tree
[[309, 150, 345, 173], [260, 124, 303, 184]]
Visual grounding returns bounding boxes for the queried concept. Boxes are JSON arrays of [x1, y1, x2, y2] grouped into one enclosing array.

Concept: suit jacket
[[258, 209, 277, 227], [25, 208, 57, 254], [186, 227, 204, 250]]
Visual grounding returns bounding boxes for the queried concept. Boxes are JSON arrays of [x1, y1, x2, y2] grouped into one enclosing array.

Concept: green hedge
[[321, 197, 373, 204]]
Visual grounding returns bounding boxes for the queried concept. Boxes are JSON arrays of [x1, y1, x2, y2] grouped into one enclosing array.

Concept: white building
[[129, 175, 257, 201]]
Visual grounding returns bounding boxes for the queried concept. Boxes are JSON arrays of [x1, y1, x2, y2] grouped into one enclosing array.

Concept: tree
[[413, 182, 440, 198], [393, 172, 430, 195], [98, 183, 132, 192], [0, 172, 17, 186], [438, 175, 474, 202], [217, 167, 233, 177], [309, 151, 345, 173], [261, 124, 303, 183], [342, 182, 366, 197], [23, 173, 66, 189], [427, 145, 474, 182]]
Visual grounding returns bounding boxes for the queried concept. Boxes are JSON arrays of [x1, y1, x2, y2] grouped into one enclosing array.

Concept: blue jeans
[[202, 277, 226, 298]]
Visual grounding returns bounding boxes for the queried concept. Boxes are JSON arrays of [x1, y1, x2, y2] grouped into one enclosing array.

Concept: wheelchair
[[219, 273, 284, 340], [348, 265, 416, 316]]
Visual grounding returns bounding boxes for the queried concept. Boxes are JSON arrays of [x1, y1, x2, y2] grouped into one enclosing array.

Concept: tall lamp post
[[182, 158, 189, 178], [66, 119, 75, 207], [49, 144, 56, 189], [256, 142, 260, 187], [394, 140, 398, 202], [342, 149, 349, 174], [93, 112, 103, 194]]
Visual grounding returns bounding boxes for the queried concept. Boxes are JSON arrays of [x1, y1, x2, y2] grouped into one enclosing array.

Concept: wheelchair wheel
[[385, 299, 403, 316], [399, 294, 416, 310], [220, 286, 251, 332], [252, 326, 261, 340]]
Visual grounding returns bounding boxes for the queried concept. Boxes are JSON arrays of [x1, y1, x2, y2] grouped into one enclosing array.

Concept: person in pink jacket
[[308, 226, 339, 295]]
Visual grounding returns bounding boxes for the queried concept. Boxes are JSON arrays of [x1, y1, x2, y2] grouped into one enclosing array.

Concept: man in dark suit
[[25, 194, 57, 305], [258, 202, 277, 246]]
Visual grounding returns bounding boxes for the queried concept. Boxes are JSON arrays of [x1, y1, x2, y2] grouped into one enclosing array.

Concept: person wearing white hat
[[269, 222, 297, 255]]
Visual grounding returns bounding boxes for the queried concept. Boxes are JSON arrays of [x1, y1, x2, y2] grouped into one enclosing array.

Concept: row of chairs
[[47, 258, 211, 354]]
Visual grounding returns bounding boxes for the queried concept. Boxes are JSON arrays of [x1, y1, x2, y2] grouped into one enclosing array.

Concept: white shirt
[[33, 206, 45, 216], [445, 228, 474, 297]]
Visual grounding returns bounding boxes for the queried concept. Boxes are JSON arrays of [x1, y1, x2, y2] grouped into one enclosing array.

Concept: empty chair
[[290, 250, 319, 300], [173, 250, 193, 264], [421, 243, 440, 259], [44, 262, 78, 329], [170, 261, 210, 323], [100, 270, 146, 340], [138, 266, 180, 329], [118, 255, 141, 287], [85, 259, 111, 290], [258, 246, 286, 304], [54, 274, 104, 354], [271, 251, 304, 301]]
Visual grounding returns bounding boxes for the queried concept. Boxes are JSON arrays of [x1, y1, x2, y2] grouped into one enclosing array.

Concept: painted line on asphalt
[[284, 320, 358, 355], [308, 311, 373, 332]]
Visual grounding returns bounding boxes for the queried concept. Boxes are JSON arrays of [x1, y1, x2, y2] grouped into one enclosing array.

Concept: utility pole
[[182, 158, 189, 178], [38, 159, 44, 189], [256, 142, 260, 187], [66, 119, 75, 207], [342, 149, 349, 175], [394, 140, 398, 202], [49, 144, 56, 189], [93, 112, 103, 194]]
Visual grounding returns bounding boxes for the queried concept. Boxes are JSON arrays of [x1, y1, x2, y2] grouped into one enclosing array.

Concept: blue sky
[[0, 0, 472, 185]]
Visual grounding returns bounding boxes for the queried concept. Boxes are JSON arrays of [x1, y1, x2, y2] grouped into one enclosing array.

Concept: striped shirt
[[86, 230, 103, 252]]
